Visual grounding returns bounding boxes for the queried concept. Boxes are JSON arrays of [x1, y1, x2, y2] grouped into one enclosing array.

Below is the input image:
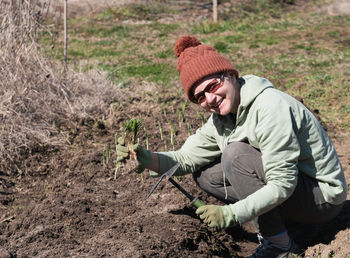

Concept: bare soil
[[0, 81, 349, 257]]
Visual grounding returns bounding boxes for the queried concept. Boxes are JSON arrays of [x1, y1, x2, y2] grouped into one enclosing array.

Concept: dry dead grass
[[0, 1, 120, 175]]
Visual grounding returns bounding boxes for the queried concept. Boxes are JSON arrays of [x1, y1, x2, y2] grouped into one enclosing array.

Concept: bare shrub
[[0, 1, 119, 175]]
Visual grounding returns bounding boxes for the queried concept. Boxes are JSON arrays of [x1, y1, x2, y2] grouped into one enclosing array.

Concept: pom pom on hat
[[174, 36, 201, 57], [174, 35, 238, 102]]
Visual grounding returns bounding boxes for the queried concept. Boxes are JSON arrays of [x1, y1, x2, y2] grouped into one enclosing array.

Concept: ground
[[0, 82, 349, 257], [1, 0, 350, 257]]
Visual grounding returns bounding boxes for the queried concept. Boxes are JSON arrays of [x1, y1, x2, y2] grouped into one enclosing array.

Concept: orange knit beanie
[[174, 36, 238, 102]]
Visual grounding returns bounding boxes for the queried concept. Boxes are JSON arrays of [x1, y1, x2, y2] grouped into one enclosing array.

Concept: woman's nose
[[204, 92, 216, 104]]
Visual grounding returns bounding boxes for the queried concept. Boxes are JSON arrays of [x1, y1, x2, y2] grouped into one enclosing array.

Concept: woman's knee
[[222, 142, 253, 170], [222, 142, 245, 161], [221, 141, 265, 183], [193, 161, 222, 189]]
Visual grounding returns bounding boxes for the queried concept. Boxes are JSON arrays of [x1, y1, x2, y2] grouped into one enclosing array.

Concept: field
[[0, 0, 349, 257]]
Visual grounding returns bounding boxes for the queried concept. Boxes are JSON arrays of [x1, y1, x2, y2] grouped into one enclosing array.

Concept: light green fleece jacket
[[156, 75, 347, 224]]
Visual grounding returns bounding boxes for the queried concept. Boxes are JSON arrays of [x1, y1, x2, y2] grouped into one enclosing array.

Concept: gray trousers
[[193, 142, 343, 237]]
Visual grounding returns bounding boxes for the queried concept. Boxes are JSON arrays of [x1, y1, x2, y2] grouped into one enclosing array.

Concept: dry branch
[[0, 215, 15, 224]]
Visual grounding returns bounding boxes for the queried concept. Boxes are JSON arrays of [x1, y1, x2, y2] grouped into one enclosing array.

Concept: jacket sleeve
[[156, 115, 222, 176], [229, 93, 300, 224]]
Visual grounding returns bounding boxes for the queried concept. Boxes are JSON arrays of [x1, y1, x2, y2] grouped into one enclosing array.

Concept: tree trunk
[[213, 0, 218, 23]]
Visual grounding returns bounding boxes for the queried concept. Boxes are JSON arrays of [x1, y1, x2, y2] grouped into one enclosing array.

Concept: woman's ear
[[226, 72, 235, 84], [224, 71, 234, 80]]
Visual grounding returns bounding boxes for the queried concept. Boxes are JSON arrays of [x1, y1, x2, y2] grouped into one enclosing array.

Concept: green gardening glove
[[196, 205, 238, 231], [116, 137, 152, 173], [116, 137, 129, 162]]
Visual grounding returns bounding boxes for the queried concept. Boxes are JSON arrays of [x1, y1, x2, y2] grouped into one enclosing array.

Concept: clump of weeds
[[114, 118, 143, 179]]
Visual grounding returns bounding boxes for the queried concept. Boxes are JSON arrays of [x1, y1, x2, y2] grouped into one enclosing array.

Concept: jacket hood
[[239, 75, 274, 108]]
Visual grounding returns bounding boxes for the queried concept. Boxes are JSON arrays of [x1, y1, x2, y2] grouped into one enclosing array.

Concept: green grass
[[118, 63, 176, 84], [39, 1, 350, 132], [95, 2, 175, 21], [77, 24, 131, 38]]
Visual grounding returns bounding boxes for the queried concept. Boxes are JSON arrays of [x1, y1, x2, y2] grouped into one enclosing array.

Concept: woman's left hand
[[196, 204, 238, 230]]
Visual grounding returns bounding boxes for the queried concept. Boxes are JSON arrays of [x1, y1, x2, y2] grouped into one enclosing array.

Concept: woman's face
[[193, 74, 240, 115]]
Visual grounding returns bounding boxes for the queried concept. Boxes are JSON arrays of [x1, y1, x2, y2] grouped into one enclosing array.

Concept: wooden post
[[64, 0, 68, 70], [213, 0, 218, 23]]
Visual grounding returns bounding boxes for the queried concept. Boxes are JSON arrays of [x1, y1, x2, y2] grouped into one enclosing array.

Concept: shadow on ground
[[287, 200, 350, 250]]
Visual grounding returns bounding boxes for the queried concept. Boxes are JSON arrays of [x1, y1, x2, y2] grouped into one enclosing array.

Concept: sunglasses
[[193, 74, 225, 104]]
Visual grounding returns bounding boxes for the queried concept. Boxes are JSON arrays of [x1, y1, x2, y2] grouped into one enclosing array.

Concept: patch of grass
[[148, 23, 179, 35], [214, 41, 228, 53], [224, 34, 244, 44], [156, 49, 173, 59], [96, 2, 174, 21], [93, 39, 119, 46], [265, 36, 280, 45], [82, 25, 131, 38], [39, 1, 350, 133], [236, 23, 254, 33], [69, 49, 86, 58], [119, 63, 176, 85], [88, 48, 122, 58], [98, 62, 176, 86], [295, 44, 315, 51], [249, 42, 260, 49], [307, 58, 332, 68], [327, 30, 341, 38], [191, 21, 226, 34]]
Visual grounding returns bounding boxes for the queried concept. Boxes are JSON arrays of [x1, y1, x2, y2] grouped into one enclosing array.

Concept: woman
[[117, 36, 346, 258]]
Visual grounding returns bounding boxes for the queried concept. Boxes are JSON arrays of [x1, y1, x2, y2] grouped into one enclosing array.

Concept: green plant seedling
[[158, 121, 163, 140], [114, 118, 143, 179], [177, 109, 182, 128], [164, 139, 168, 152], [122, 118, 143, 160], [103, 143, 111, 167], [170, 125, 176, 150], [102, 149, 106, 166], [114, 132, 118, 148], [186, 122, 192, 136], [170, 102, 175, 113], [106, 143, 111, 164], [181, 101, 187, 122], [143, 126, 149, 149], [145, 136, 149, 150], [114, 161, 121, 180]]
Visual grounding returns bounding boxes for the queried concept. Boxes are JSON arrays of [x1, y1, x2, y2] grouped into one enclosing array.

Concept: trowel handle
[[191, 198, 205, 208]]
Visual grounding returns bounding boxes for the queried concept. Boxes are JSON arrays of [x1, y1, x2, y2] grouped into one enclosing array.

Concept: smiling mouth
[[210, 98, 223, 109]]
